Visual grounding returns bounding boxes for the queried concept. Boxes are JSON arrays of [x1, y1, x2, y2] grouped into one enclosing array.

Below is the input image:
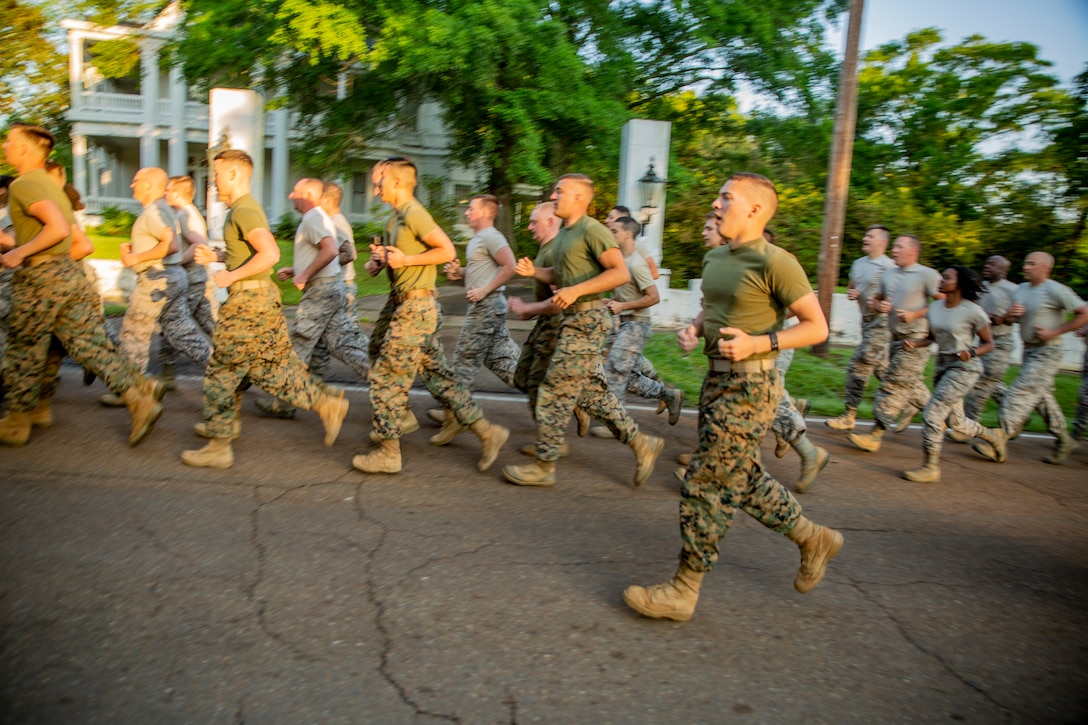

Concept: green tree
[[0, 0, 67, 132]]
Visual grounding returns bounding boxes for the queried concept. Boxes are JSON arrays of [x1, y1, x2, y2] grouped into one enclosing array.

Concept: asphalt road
[[1, 286, 1086, 724]]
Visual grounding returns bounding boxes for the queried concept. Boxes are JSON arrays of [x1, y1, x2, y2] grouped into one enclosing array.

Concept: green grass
[[642, 333, 1082, 434], [88, 233, 126, 260]]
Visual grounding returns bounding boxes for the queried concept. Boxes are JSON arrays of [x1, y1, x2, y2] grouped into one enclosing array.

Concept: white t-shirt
[[294, 206, 340, 280], [330, 212, 356, 284]]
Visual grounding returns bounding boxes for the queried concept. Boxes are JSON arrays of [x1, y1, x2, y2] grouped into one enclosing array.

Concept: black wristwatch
[[769, 331, 779, 352]]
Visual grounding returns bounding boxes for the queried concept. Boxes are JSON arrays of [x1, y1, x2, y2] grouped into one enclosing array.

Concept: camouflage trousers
[[4, 258, 139, 412], [290, 279, 369, 379], [1000, 344, 1067, 439], [1074, 345, 1088, 439], [772, 348, 806, 444], [119, 264, 211, 372], [922, 358, 984, 456], [201, 285, 327, 439], [963, 333, 1013, 420], [512, 314, 561, 415], [450, 292, 519, 389], [873, 340, 931, 429], [161, 266, 217, 366], [843, 314, 890, 411], [605, 318, 666, 404], [679, 369, 802, 572], [370, 296, 482, 440], [0, 268, 12, 376], [311, 280, 358, 380], [535, 307, 637, 461]]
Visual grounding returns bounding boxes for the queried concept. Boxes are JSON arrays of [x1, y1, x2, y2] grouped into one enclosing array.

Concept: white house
[[62, 2, 479, 225]]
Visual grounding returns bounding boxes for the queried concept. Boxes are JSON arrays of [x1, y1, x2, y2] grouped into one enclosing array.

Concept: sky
[[847, 0, 1087, 85]]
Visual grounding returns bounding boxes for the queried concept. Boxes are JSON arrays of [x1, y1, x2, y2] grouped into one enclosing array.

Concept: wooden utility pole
[[813, 0, 865, 356]]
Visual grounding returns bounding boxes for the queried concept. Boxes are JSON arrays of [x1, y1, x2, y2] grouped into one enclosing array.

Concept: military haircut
[[558, 173, 594, 196], [10, 123, 55, 156], [384, 156, 418, 188], [728, 171, 778, 217], [613, 215, 641, 238], [472, 193, 500, 218], [1028, 251, 1055, 270], [612, 204, 631, 216], [322, 181, 344, 206], [295, 177, 325, 199], [866, 224, 891, 241], [897, 234, 922, 250], [214, 149, 254, 173], [167, 175, 196, 201]]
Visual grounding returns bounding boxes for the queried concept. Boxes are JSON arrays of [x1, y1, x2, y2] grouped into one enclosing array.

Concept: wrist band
[[969, 348, 977, 358], [769, 331, 779, 352]]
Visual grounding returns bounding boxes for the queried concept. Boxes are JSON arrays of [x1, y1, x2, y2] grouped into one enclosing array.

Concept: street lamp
[[638, 159, 667, 228]]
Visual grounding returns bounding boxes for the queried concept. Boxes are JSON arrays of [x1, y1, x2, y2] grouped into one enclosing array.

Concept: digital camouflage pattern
[[680, 369, 802, 572], [512, 314, 560, 416], [842, 314, 890, 411], [921, 359, 984, 455], [1000, 345, 1068, 438], [289, 280, 369, 377], [605, 318, 667, 404], [4, 258, 139, 411], [963, 333, 1014, 420], [534, 307, 637, 461], [119, 265, 211, 371], [873, 342, 931, 429], [450, 292, 519, 388], [0, 269, 12, 374], [370, 296, 482, 440], [201, 286, 328, 439], [771, 348, 806, 444]]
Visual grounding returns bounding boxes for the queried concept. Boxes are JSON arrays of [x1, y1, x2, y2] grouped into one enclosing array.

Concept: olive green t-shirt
[[548, 215, 617, 304], [223, 193, 273, 282], [8, 168, 74, 258], [533, 241, 557, 302], [384, 198, 439, 294], [700, 237, 812, 361]]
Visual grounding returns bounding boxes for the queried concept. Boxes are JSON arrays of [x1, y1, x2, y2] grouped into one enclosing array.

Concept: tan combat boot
[[502, 459, 556, 487], [787, 516, 844, 593], [903, 453, 941, 483], [313, 388, 349, 447], [891, 406, 917, 433], [945, 428, 969, 443], [427, 407, 445, 424], [430, 414, 466, 446], [470, 418, 509, 472], [255, 397, 296, 419], [353, 438, 402, 473], [795, 398, 810, 417], [519, 442, 568, 457], [0, 411, 33, 446], [28, 400, 54, 428], [159, 362, 177, 391], [630, 430, 664, 486], [774, 433, 789, 458], [677, 452, 692, 466], [99, 392, 126, 407], [846, 425, 885, 453], [574, 407, 591, 437], [122, 378, 165, 446], [972, 426, 1008, 463], [369, 408, 420, 443], [590, 426, 615, 438], [793, 434, 831, 493], [194, 418, 242, 441], [623, 564, 705, 621], [1044, 432, 1079, 465], [664, 387, 684, 425], [181, 438, 234, 469], [825, 408, 856, 431]]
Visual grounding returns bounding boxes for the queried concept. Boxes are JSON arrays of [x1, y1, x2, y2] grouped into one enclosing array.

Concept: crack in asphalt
[[849, 578, 1016, 723], [352, 482, 462, 723]]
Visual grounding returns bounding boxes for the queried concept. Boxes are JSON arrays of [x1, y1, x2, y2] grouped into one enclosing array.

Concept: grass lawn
[[642, 333, 1083, 435]]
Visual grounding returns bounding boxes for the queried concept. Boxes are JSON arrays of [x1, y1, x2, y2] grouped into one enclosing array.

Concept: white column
[[167, 65, 187, 176], [618, 119, 671, 266], [68, 31, 83, 112], [270, 109, 289, 221], [72, 133, 88, 199], [139, 42, 160, 169]]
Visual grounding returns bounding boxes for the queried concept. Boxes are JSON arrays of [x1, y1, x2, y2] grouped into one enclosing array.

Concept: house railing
[[82, 196, 144, 215], [79, 92, 144, 114]]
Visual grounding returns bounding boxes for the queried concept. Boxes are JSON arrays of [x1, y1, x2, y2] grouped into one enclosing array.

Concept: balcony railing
[[82, 196, 144, 215], [79, 92, 144, 114]]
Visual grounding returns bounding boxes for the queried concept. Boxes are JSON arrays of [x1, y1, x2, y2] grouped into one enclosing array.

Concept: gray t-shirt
[[849, 254, 894, 316], [464, 225, 510, 295], [294, 206, 340, 280], [927, 299, 990, 354], [979, 278, 1018, 337], [174, 203, 207, 270], [330, 212, 356, 284], [880, 263, 942, 337], [613, 250, 656, 322], [1014, 279, 1086, 346], [131, 198, 182, 272]]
